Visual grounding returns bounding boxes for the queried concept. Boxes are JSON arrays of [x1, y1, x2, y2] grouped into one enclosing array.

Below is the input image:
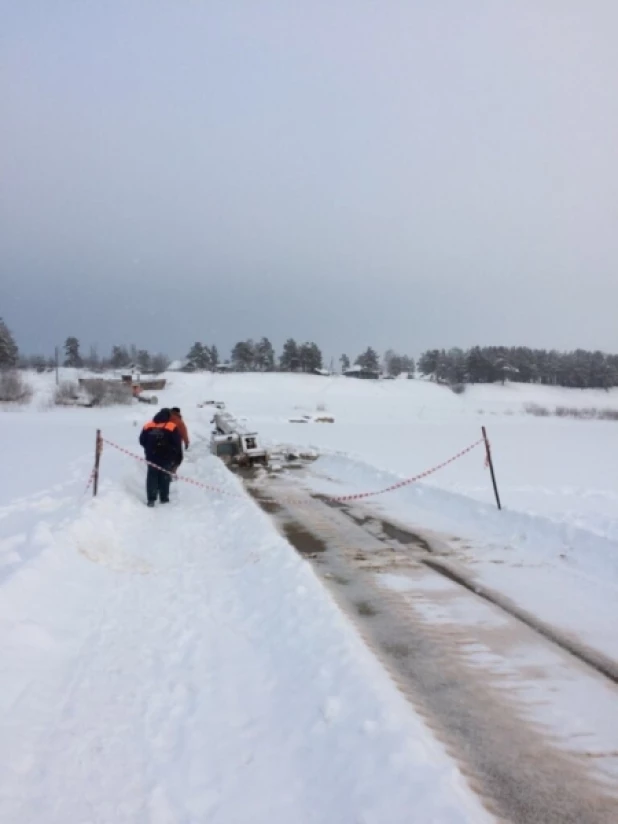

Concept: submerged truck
[[210, 411, 268, 467]]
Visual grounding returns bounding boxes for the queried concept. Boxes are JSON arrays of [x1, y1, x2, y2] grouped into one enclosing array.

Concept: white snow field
[[2, 369, 618, 822], [1, 372, 491, 824], [190, 372, 618, 663]]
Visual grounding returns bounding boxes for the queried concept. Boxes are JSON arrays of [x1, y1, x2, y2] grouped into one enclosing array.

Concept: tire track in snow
[[327, 500, 618, 687]]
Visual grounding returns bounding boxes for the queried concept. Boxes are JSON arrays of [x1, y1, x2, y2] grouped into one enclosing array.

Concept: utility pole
[[55, 346, 59, 385]]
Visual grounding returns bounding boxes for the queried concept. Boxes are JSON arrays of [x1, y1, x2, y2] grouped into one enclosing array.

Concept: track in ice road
[[245, 472, 618, 824]]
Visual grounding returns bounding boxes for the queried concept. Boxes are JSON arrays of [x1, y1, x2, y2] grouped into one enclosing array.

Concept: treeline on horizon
[[419, 346, 618, 389], [1, 325, 413, 378], [2, 318, 618, 389]]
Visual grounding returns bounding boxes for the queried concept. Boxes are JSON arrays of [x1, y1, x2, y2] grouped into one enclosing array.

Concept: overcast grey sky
[[2, 0, 617, 360]]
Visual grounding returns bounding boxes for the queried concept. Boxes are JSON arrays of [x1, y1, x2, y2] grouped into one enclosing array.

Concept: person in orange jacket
[[170, 407, 190, 449], [139, 408, 183, 506]]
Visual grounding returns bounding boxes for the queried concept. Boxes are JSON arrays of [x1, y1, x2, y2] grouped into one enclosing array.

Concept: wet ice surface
[[375, 566, 618, 784], [257, 479, 618, 822]]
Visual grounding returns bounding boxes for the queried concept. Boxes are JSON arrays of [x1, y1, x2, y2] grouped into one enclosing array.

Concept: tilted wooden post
[[93, 429, 102, 497], [482, 426, 502, 510]]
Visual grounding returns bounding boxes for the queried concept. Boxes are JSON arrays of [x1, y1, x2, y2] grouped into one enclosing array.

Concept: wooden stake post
[[93, 429, 102, 497], [482, 426, 502, 510]]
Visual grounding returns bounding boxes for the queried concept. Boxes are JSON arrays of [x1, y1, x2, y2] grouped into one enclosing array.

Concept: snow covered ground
[[189, 371, 618, 664], [1, 372, 491, 823], [2, 369, 617, 822], [195, 371, 618, 542]]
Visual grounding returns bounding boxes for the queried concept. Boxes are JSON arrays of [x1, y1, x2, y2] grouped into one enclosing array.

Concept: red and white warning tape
[[101, 438, 240, 497], [99, 436, 484, 505], [327, 439, 484, 503]]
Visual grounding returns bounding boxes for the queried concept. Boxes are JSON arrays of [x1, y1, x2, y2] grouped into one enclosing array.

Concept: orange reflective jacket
[[143, 420, 177, 433]]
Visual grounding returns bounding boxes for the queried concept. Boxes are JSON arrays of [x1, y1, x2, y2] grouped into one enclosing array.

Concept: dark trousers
[[146, 464, 171, 503]]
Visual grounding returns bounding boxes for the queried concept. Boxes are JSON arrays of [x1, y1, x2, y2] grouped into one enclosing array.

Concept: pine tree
[[309, 342, 323, 371], [443, 348, 465, 384], [0, 318, 19, 369], [280, 338, 299, 372], [603, 355, 616, 388], [255, 337, 275, 371], [384, 350, 404, 377], [231, 340, 255, 371], [589, 350, 611, 389], [511, 347, 537, 384], [355, 347, 379, 372], [340, 354, 350, 372], [137, 349, 152, 371], [201, 346, 213, 370], [464, 347, 485, 384], [418, 349, 439, 378], [186, 342, 206, 370], [298, 342, 322, 372], [209, 345, 219, 369], [64, 337, 82, 368], [110, 345, 131, 369]]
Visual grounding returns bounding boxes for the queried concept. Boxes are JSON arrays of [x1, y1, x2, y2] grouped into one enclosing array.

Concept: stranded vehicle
[[210, 411, 268, 467]]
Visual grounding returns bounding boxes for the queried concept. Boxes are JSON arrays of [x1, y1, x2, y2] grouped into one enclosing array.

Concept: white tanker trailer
[[210, 411, 268, 467]]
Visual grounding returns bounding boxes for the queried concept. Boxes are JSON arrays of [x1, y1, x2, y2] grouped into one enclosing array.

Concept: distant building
[[343, 365, 380, 380]]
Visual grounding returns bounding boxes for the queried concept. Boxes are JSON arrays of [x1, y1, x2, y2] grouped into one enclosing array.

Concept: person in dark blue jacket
[[138, 408, 183, 507]]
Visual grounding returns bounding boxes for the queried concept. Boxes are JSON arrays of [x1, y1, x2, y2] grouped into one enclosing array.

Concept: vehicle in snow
[[210, 411, 268, 467]]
